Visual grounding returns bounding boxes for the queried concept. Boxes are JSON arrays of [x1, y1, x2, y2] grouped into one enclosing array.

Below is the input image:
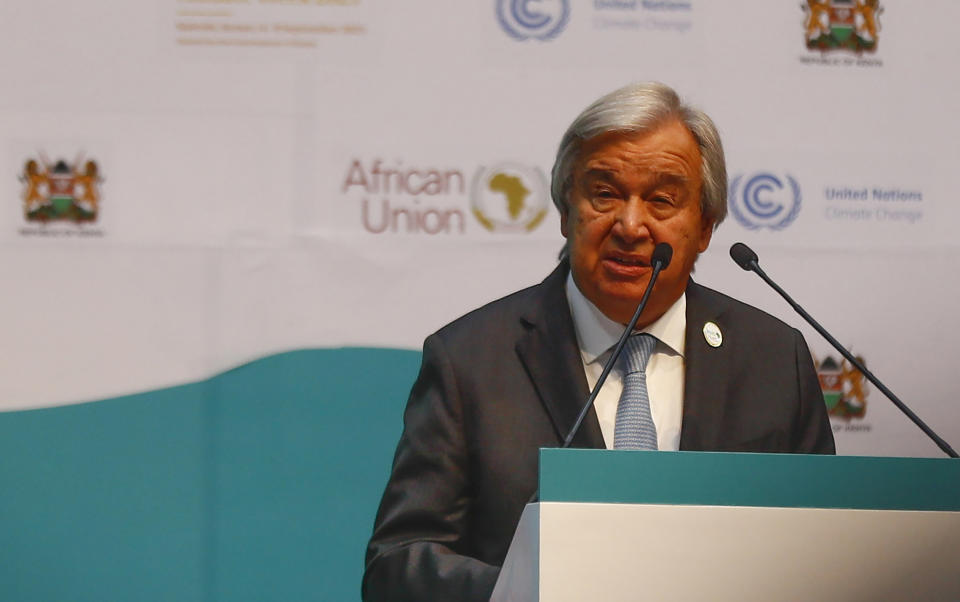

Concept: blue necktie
[[613, 334, 658, 450]]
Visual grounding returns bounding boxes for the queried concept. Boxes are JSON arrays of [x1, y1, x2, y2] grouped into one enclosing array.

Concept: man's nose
[[613, 197, 651, 242]]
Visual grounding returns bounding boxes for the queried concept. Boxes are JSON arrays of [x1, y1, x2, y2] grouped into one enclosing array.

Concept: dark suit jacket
[[363, 261, 835, 602]]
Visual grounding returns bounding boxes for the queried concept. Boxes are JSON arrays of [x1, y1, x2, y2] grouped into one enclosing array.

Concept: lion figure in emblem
[[803, 0, 831, 42]]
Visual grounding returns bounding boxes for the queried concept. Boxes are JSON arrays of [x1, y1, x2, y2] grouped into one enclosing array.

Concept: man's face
[[560, 119, 714, 327]]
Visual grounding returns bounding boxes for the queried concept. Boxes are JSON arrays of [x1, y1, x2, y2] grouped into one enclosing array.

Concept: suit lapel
[[680, 281, 733, 451], [515, 263, 605, 449]]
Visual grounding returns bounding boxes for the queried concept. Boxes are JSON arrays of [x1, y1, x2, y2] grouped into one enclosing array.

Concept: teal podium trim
[[539, 449, 960, 511]]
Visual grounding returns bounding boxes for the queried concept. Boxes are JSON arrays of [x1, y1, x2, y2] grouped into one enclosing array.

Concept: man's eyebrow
[[580, 168, 619, 181], [580, 168, 690, 185], [653, 172, 690, 186]]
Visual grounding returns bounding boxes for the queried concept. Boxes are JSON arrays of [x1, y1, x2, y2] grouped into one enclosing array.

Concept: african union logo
[[496, 0, 570, 41], [19, 155, 103, 223], [817, 354, 868, 420], [470, 163, 549, 233], [803, 0, 883, 53], [728, 172, 801, 231]]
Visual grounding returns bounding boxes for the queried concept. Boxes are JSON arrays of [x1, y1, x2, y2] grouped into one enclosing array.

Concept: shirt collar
[[565, 271, 686, 365]]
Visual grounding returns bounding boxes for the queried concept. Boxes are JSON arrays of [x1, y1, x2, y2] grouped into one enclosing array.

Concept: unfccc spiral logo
[[729, 172, 802, 230], [496, 0, 570, 41]]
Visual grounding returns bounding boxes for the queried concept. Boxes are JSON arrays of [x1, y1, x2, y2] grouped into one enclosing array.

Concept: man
[[363, 82, 835, 602]]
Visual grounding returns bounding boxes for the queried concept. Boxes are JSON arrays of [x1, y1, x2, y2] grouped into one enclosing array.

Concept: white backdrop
[[2, 0, 958, 458]]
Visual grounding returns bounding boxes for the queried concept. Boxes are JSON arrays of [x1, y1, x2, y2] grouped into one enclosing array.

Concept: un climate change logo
[[496, 0, 570, 41], [729, 172, 802, 230]]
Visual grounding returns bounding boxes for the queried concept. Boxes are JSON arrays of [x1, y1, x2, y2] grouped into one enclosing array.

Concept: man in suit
[[362, 82, 835, 602]]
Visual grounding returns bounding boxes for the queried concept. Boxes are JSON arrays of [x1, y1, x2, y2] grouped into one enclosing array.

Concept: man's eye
[[588, 190, 618, 211]]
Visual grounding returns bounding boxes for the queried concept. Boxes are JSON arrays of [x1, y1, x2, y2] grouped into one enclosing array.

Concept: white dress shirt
[[565, 273, 686, 450]]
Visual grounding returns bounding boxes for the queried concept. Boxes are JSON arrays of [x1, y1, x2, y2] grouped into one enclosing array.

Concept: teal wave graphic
[[0, 347, 422, 602]]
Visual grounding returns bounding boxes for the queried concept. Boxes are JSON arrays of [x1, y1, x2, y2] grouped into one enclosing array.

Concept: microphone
[[730, 242, 958, 458], [729, 242, 758, 271], [651, 242, 673, 271], [560, 241, 672, 449]]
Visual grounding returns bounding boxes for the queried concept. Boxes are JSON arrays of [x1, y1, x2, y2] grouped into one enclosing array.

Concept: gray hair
[[550, 82, 727, 247]]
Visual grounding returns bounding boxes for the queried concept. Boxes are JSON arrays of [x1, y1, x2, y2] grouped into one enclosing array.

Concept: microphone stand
[[561, 257, 667, 449], [528, 243, 673, 504], [733, 243, 958, 459]]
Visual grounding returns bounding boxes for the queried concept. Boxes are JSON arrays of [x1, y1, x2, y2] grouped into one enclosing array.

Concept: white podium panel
[[492, 501, 960, 602]]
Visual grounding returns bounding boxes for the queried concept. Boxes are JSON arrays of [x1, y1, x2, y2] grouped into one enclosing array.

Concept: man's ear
[[560, 207, 570, 239], [697, 219, 715, 253]]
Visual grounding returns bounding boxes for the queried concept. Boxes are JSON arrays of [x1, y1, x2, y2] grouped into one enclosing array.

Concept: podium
[[491, 449, 960, 601]]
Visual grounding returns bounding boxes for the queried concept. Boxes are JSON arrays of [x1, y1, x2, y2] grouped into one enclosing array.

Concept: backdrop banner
[[2, 1, 957, 599]]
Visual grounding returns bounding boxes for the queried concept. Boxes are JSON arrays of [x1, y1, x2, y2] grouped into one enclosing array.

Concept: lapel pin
[[702, 322, 723, 348]]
